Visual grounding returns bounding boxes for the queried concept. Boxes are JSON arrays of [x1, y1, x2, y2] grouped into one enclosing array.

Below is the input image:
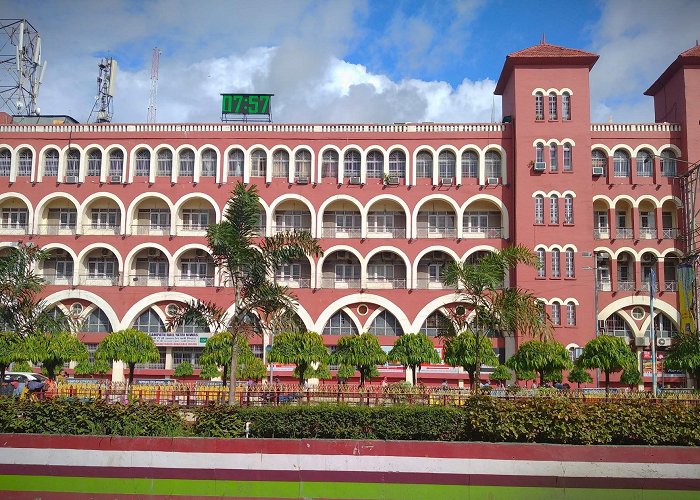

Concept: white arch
[[76, 242, 124, 276], [221, 144, 247, 183], [481, 144, 507, 185], [316, 245, 364, 288], [126, 192, 176, 235], [612, 247, 640, 260], [173, 192, 222, 234], [0, 192, 34, 228], [364, 246, 412, 288], [122, 242, 174, 287], [364, 193, 411, 238], [658, 144, 682, 157], [9, 143, 35, 181], [462, 245, 499, 261], [410, 294, 462, 332], [80, 192, 127, 234], [591, 144, 612, 156], [661, 248, 683, 258], [104, 144, 128, 183], [36, 144, 62, 182], [42, 290, 119, 333], [268, 193, 317, 236], [532, 88, 546, 95], [412, 194, 460, 239], [561, 190, 577, 198], [59, 144, 84, 184], [291, 145, 316, 184], [314, 294, 412, 334], [598, 297, 679, 336], [632, 144, 659, 157], [635, 194, 662, 209], [411, 145, 437, 186], [196, 144, 221, 183], [412, 246, 461, 288], [317, 145, 342, 184], [81, 143, 105, 182], [316, 195, 364, 239], [461, 193, 510, 239], [121, 291, 199, 331], [592, 195, 614, 208], [387, 144, 410, 183], [611, 144, 634, 156], [128, 144, 155, 183], [611, 194, 636, 207], [560, 87, 574, 95], [658, 195, 682, 208], [40, 242, 79, 264]]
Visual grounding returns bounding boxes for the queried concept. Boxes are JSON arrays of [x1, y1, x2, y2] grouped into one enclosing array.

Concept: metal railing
[[593, 227, 609, 239], [365, 278, 407, 289], [366, 227, 406, 238], [79, 274, 120, 286], [664, 281, 678, 292], [321, 278, 361, 289], [84, 224, 120, 235], [175, 275, 215, 287], [639, 227, 657, 239], [597, 280, 612, 292], [42, 273, 74, 285], [38, 224, 77, 235], [639, 281, 657, 292], [128, 274, 169, 287], [274, 277, 312, 288], [462, 226, 502, 238], [271, 225, 312, 235], [0, 222, 29, 233], [615, 227, 633, 239], [131, 223, 170, 235], [322, 226, 361, 238], [416, 226, 457, 238], [177, 224, 208, 232], [662, 228, 679, 239], [415, 279, 448, 290], [617, 280, 635, 292]]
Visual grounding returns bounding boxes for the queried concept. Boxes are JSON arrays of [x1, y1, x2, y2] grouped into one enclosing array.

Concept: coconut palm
[[167, 182, 322, 404], [441, 245, 551, 387]]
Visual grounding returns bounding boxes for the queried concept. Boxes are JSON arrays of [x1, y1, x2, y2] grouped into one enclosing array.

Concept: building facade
[[1, 41, 698, 385]]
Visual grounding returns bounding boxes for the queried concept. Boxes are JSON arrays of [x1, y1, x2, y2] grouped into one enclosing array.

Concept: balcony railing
[[664, 281, 678, 292], [415, 279, 448, 290], [79, 274, 120, 286], [252, 225, 266, 237], [84, 224, 120, 235], [38, 224, 77, 235], [662, 228, 679, 239], [617, 280, 635, 292], [365, 278, 407, 289], [175, 275, 215, 287], [639, 227, 657, 239], [596, 280, 612, 292], [366, 227, 406, 238], [322, 226, 361, 238], [135, 362, 166, 370], [321, 278, 361, 289], [132, 223, 170, 235], [615, 227, 633, 239], [274, 277, 311, 288], [43, 273, 74, 285], [639, 281, 658, 292], [0, 222, 29, 233], [593, 227, 610, 240], [462, 226, 502, 238], [271, 225, 312, 235], [416, 225, 457, 239], [177, 224, 208, 233], [128, 274, 169, 287]]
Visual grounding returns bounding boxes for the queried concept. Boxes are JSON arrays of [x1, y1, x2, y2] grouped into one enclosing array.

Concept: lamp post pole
[[650, 268, 658, 394], [593, 253, 600, 388]]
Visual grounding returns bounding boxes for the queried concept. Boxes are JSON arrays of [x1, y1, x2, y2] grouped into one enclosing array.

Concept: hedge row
[[1, 398, 699, 445]]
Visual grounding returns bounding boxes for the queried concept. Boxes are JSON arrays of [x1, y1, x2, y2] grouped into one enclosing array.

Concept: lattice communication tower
[[88, 58, 117, 123], [146, 47, 160, 123], [0, 19, 46, 116]]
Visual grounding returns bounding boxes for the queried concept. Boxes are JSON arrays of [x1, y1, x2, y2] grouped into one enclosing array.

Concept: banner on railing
[[678, 263, 696, 334], [147, 332, 211, 347]]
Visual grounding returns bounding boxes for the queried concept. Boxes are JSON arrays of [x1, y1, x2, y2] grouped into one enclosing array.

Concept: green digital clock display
[[221, 93, 273, 115]]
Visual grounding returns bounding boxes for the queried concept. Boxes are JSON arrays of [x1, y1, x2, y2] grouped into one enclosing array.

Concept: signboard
[[221, 93, 273, 122], [642, 351, 685, 377], [148, 332, 210, 347]]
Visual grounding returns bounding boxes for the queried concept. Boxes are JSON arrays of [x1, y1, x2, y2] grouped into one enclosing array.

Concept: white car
[[3, 372, 48, 384]]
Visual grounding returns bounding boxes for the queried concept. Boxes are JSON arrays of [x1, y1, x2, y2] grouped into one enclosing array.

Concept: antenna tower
[[88, 57, 117, 123], [146, 47, 160, 123], [0, 19, 47, 116]]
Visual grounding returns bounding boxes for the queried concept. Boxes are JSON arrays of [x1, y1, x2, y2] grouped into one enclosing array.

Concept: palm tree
[[441, 245, 551, 387], [168, 182, 322, 404]]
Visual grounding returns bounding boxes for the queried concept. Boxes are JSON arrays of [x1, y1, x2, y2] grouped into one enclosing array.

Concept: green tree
[[268, 331, 329, 387], [489, 364, 512, 385], [199, 363, 221, 380], [620, 366, 642, 389], [567, 365, 593, 388], [238, 356, 267, 381], [73, 359, 111, 377], [441, 245, 551, 388], [10, 360, 32, 372], [197, 331, 255, 387], [336, 364, 356, 382], [95, 328, 160, 385], [388, 333, 440, 385], [168, 182, 322, 404], [0, 331, 26, 379], [330, 333, 387, 387], [575, 335, 637, 394], [173, 362, 194, 378], [517, 370, 536, 385], [505, 340, 572, 386], [21, 331, 88, 380], [664, 331, 700, 388], [443, 331, 498, 390]]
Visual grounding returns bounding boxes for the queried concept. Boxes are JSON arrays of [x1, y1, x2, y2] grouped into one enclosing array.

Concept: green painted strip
[[1, 476, 698, 500]]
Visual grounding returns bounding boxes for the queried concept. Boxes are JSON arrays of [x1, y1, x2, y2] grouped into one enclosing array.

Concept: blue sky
[[1, 0, 699, 124]]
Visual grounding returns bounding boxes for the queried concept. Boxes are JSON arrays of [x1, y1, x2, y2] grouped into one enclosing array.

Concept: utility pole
[[146, 47, 160, 123]]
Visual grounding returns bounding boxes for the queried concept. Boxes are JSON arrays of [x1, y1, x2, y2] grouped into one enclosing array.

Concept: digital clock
[[221, 93, 273, 115]]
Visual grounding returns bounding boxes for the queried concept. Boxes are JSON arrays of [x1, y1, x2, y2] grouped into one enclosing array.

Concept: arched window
[[551, 248, 560, 278], [133, 309, 165, 333], [295, 149, 311, 179], [461, 151, 478, 178], [565, 248, 575, 278], [250, 149, 267, 177], [0, 149, 10, 176], [420, 311, 449, 337], [563, 142, 572, 171], [613, 150, 630, 177], [84, 308, 112, 333], [549, 194, 559, 224], [321, 150, 339, 178], [535, 142, 545, 164], [272, 149, 290, 178], [18, 149, 33, 177], [87, 150, 102, 177], [636, 150, 653, 177], [661, 149, 677, 177], [551, 303, 561, 325], [548, 92, 558, 120], [108, 150, 123, 178], [368, 310, 404, 336], [44, 149, 59, 176], [549, 144, 558, 172], [535, 91, 544, 120], [135, 149, 151, 177], [485, 151, 501, 179], [179, 149, 195, 177], [536, 248, 546, 278], [438, 151, 456, 180], [388, 150, 406, 179], [534, 194, 544, 224], [344, 150, 361, 178], [323, 311, 358, 336], [566, 302, 576, 326], [592, 149, 607, 175], [416, 150, 433, 178], [228, 149, 244, 177], [645, 314, 678, 338], [564, 194, 574, 224], [201, 149, 217, 177], [66, 148, 80, 177], [157, 150, 173, 177], [605, 313, 632, 338], [562, 92, 571, 120], [366, 150, 384, 178]]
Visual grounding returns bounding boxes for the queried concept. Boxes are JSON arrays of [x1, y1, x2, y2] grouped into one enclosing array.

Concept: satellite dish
[[16, 101, 23, 110], [34, 107, 40, 115]]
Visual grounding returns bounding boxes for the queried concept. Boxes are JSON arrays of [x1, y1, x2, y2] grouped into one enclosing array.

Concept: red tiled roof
[[645, 43, 700, 96], [508, 43, 598, 59], [679, 43, 700, 58]]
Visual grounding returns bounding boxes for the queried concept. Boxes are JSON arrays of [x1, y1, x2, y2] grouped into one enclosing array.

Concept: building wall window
[[228, 149, 244, 177], [485, 151, 501, 179], [537, 248, 546, 278], [179, 150, 194, 177], [562, 92, 571, 120], [66, 149, 80, 177], [549, 144, 558, 172], [564, 195, 574, 224], [563, 143, 572, 171], [108, 150, 123, 178], [592, 149, 607, 175], [636, 150, 653, 177], [157, 150, 173, 177], [551, 303, 561, 325], [250, 149, 267, 177], [84, 308, 112, 333], [201, 149, 217, 177], [551, 249, 561, 278], [534, 195, 544, 224], [438, 151, 456, 180], [135, 149, 151, 177], [322, 150, 339, 178], [420, 311, 448, 337], [18, 149, 33, 177], [272, 150, 290, 178], [344, 150, 361, 178], [295, 149, 312, 179], [549, 195, 559, 224], [535, 143, 544, 164], [661, 149, 677, 177], [416, 150, 433, 178], [548, 92, 558, 120], [613, 150, 630, 177], [366, 150, 384, 178], [535, 92, 544, 120], [388, 150, 406, 179], [323, 311, 357, 336], [566, 302, 576, 326], [565, 248, 575, 278], [368, 310, 404, 336], [44, 149, 59, 177], [87, 150, 102, 177], [0, 149, 10, 176], [461, 151, 478, 178]]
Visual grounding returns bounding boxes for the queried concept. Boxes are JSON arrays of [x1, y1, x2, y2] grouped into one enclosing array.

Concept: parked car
[[2, 372, 49, 397], [3, 372, 48, 384]]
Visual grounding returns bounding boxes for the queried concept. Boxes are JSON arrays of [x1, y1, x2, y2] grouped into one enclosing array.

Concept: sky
[[1, 0, 699, 125]]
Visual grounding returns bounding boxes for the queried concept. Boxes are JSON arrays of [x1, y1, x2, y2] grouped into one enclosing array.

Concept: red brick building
[[1, 41, 697, 385]]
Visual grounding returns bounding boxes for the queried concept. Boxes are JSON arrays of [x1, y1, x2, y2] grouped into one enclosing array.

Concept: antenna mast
[[0, 18, 47, 116], [88, 57, 117, 123], [146, 47, 160, 123]]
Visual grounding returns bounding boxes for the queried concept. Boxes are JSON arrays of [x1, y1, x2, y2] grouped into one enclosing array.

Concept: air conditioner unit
[[349, 177, 361, 185], [440, 177, 453, 186], [635, 336, 651, 347], [533, 162, 546, 172], [657, 337, 672, 347], [487, 177, 499, 186], [65, 175, 78, 184], [296, 176, 309, 185], [592, 166, 605, 176], [386, 176, 400, 185], [109, 175, 122, 183]]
